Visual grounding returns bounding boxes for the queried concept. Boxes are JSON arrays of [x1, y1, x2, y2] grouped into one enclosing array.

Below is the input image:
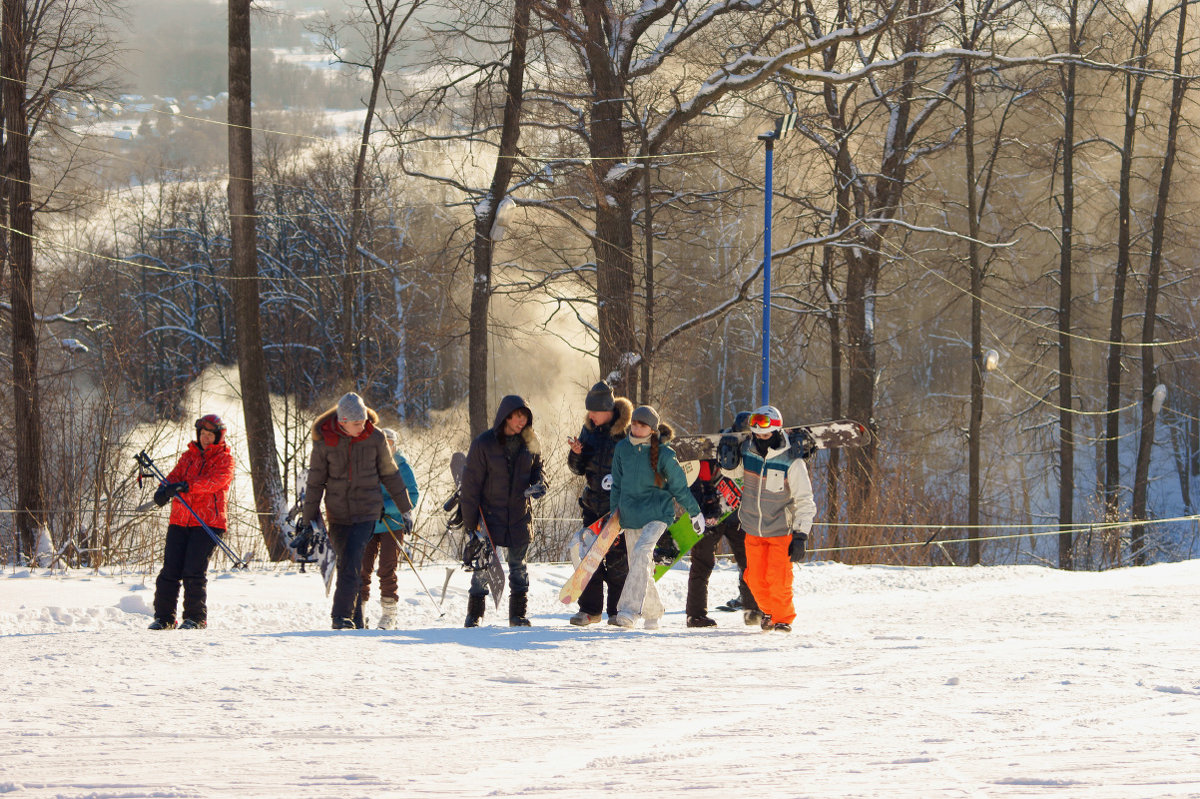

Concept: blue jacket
[[376, 451, 419, 535]]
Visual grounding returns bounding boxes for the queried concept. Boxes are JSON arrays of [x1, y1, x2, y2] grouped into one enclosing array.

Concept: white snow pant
[[615, 521, 667, 622]]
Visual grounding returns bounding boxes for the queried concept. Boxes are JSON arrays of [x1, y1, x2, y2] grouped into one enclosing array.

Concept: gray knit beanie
[[631, 405, 660, 430], [584, 381, 616, 412], [337, 392, 368, 422]]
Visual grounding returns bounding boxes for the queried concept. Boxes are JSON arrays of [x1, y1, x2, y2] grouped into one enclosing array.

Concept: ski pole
[[382, 517, 446, 617], [134, 450, 249, 570]]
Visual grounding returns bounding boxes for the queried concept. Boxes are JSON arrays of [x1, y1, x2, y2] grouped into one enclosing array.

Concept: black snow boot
[[464, 595, 486, 628], [509, 592, 531, 627], [148, 618, 176, 630]]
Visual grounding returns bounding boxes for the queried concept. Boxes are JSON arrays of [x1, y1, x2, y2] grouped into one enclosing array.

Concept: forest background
[[0, 0, 1197, 574]]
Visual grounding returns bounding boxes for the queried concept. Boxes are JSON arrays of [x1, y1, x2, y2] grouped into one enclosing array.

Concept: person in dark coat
[[149, 414, 235, 631], [459, 394, 546, 627], [683, 456, 759, 628], [565, 381, 632, 625], [301, 392, 413, 630]]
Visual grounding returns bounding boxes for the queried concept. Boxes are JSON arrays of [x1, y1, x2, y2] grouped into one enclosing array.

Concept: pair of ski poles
[[134, 450, 249, 570]]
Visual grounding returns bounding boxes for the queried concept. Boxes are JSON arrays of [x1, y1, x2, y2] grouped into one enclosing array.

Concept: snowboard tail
[[558, 511, 622, 605]]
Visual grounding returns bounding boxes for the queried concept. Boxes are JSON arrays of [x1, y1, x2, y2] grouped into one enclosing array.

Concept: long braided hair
[[648, 428, 665, 488]]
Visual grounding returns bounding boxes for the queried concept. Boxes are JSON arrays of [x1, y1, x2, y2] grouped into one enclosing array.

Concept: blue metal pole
[[760, 134, 775, 406]]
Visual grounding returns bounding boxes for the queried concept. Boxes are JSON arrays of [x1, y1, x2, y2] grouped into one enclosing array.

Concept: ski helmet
[[747, 405, 783, 435], [195, 413, 226, 443]]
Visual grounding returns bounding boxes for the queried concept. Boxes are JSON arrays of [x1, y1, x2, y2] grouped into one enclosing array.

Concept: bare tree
[[1131, 0, 1189, 564], [314, 0, 425, 384], [2, 0, 46, 562], [229, 0, 289, 559]]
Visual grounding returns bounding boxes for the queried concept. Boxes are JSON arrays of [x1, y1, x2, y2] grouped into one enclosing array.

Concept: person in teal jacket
[[358, 427, 419, 629], [609, 405, 703, 629]]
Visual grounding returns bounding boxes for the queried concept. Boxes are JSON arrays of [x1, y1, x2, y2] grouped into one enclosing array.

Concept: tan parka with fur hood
[[302, 405, 412, 526]]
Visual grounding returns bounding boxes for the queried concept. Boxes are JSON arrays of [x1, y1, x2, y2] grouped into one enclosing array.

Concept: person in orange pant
[[735, 405, 816, 633]]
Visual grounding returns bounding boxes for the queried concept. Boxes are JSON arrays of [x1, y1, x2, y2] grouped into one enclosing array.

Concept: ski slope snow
[[1, 559, 1198, 798]]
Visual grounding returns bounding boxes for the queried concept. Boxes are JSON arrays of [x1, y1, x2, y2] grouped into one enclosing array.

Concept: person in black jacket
[[684, 458, 759, 628], [565, 381, 633, 625], [459, 395, 546, 627]]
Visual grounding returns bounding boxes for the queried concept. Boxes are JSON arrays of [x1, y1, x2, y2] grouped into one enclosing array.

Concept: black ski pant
[[577, 509, 628, 618], [153, 523, 221, 624], [686, 515, 757, 617], [328, 520, 375, 625]]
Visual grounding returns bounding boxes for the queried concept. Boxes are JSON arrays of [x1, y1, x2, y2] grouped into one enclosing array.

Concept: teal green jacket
[[610, 431, 700, 529]]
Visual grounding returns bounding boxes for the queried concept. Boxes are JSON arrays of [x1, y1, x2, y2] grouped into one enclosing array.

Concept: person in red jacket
[[149, 414, 235, 631]]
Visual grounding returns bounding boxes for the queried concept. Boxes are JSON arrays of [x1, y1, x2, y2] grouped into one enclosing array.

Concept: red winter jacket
[[165, 440, 235, 529]]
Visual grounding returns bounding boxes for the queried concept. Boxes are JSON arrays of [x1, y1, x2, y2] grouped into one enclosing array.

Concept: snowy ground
[[2, 558, 1198, 798]]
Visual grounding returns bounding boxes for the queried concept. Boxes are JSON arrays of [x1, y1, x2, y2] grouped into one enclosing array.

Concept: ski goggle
[[748, 413, 781, 430]]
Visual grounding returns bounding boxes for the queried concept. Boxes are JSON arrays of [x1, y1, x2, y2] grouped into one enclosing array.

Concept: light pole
[[758, 113, 795, 406]]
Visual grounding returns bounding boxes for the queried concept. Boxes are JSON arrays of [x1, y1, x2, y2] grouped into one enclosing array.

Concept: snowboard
[[652, 513, 705, 581], [653, 475, 742, 580], [558, 511, 623, 605], [475, 515, 507, 610], [671, 418, 869, 464], [285, 493, 336, 596]]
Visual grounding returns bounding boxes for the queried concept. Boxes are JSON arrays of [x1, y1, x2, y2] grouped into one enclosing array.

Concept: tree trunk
[[469, 0, 530, 435], [229, 0, 288, 559], [962, 48, 984, 567], [3, 0, 49, 563], [1105, 0, 1154, 542], [580, 0, 637, 395], [1131, 0, 1188, 564], [1056, 6, 1079, 570]]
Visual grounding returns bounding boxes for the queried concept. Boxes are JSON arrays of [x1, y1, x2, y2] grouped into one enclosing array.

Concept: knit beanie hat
[[585, 381, 616, 412], [337, 392, 368, 422], [631, 405, 660, 430]]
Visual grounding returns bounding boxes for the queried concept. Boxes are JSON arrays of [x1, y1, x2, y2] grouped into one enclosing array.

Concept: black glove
[[524, 482, 546, 500], [788, 531, 808, 562], [653, 532, 679, 565], [401, 511, 414, 534], [170, 481, 189, 496], [153, 484, 173, 507]]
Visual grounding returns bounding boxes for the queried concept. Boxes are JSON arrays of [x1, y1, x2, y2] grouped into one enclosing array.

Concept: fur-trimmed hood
[[311, 404, 381, 445], [581, 396, 633, 438], [491, 394, 540, 454]]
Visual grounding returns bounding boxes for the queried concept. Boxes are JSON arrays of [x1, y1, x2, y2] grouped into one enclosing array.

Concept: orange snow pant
[[744, 535, 795, 625]]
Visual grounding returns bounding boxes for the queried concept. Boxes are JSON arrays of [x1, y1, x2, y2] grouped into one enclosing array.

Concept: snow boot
[[771, 622, 792, 633], [759, 613, 773, 631], [148, 618, 176, 630], [332, 617, 356, 630], [687, 615, 718, 628], [178, 619, 206, 630], [744, 609, 764, 626], [464, 594, 486, 628], [716, 596, 744, 612], [377, 597, 398, 630], [570, 611, 602, 626], [610, 612, 636, 628], [509, 592, 531, 627]]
